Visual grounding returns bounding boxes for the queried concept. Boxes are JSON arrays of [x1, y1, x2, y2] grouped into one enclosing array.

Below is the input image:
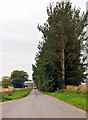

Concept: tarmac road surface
[[1, 89, 86, 118]]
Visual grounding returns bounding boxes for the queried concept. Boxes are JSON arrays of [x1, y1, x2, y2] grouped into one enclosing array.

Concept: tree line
[[32, 1, 88, 92], [1, 70, 29, 88]]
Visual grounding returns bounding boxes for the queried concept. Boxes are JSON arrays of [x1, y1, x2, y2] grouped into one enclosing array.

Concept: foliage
[[43, 89, 87, 110], [0, 89, 32, 102], [0, 81, 2, 86], [12, 78, 24, 88], [1, 76, 12, 88], [11, 70, 29, 88], [32, 0, 88, 92]]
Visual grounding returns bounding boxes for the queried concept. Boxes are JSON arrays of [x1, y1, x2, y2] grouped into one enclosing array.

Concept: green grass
[[0, 88, 32, 102], [43, 89, 87, 111]]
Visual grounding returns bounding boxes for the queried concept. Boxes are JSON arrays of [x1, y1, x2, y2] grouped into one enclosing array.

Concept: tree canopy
[[2, 76, 12, 88], [32, 1, 88, 92], [11, 70, 29, 88]]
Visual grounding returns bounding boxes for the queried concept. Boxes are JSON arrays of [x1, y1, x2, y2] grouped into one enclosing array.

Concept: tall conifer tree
[[32, 1, 88, 91]]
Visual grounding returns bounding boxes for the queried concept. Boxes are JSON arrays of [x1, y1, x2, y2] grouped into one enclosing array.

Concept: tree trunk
[[62, 47, 65, 89]]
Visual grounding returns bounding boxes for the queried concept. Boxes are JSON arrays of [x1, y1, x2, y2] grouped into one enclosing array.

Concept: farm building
[[81, 78, 88, 85], [24, 81, 36, 88]]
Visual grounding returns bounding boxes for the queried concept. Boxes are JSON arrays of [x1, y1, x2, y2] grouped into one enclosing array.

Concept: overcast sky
[[0, 0, 87, 81]]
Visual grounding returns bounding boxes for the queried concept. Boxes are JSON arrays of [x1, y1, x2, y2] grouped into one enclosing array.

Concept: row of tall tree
[[1, 70, 29, 88], [32, 1, 88, 92]]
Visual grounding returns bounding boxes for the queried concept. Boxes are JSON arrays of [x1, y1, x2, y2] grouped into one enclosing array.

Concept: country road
[[1, 89, 86, 118]]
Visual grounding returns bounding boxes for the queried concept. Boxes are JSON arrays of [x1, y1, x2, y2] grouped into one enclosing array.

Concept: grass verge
[[43, 89, 87, 111], [0, 88, 32, 102]]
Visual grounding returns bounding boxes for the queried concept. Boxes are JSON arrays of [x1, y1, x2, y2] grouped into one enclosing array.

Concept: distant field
[[0, 87, 30, 92], [66, 85, 87, 93]]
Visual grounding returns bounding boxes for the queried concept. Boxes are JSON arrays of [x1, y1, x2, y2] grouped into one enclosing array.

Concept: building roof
[[24, 81, 34, 84]]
